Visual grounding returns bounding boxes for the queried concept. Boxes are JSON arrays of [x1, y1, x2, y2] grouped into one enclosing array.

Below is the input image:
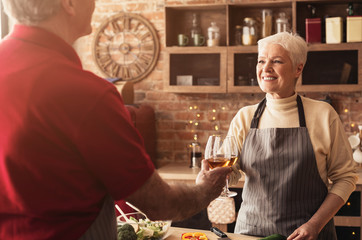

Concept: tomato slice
[[181, 232, 208, 240]]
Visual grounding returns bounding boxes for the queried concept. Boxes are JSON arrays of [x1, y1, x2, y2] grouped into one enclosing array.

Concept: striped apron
[[78, 195, 117, 240], [234, 95, 337, 239]]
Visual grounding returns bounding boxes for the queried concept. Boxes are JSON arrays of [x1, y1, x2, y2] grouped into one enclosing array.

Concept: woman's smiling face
[[256, 44, 303, 99]]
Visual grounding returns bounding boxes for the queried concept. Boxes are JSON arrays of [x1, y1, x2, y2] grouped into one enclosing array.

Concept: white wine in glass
[[223, 135, 239, 197], [205, 135, 237, 198], [207, 155, 231, 169], [205, 135, 229, 169]]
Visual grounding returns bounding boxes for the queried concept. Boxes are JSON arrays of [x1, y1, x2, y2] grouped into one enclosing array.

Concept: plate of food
[[117, 212, 172, 240]]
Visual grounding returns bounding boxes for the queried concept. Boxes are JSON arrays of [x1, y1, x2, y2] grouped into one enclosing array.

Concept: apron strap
[[296, 95, 306, 127], [78, 195, 117, 240], [250, 98, 266, 129], [251, 95, 306, 128]]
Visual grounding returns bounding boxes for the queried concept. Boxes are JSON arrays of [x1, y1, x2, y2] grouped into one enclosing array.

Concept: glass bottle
[[190, 13, 201, 45], [262, 9, 273, 38], [276, 12, 290, 33], [242, 17, 257, 45], [234, 25, 242, 46], [347, 3, 354, 16], [207, 22, 220, 47]]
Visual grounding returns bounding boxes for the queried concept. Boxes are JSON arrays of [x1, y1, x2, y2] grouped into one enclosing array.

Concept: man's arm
[[125, 160, 231, 221]]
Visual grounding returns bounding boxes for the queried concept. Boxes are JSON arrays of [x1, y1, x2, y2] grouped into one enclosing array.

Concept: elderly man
[[0, 0, 231, 239]]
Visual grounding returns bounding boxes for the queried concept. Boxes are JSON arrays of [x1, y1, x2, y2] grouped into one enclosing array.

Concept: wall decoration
[[92, 12, 160, 83]]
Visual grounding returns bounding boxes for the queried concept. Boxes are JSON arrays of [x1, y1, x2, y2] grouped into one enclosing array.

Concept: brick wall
[[74, 0, 362, 167]]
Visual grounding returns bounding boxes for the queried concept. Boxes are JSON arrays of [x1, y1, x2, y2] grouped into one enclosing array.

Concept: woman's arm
[[287, 193, 344, 240]]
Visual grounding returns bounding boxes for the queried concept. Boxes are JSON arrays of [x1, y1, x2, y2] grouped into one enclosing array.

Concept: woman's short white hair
[[2, 0, 61, 25], [258, 32, 308, 68]]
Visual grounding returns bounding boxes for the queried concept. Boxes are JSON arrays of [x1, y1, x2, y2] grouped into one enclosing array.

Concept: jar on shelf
[[242, 17, 257, 46], [234, 25, 242, 46], [262, 9, 273, 38], [190, 13, 202, 45], [276, 12, 290, 33], [207, 22, 220, 47]]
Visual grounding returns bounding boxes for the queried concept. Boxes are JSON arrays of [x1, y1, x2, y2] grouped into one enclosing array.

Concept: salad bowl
[[117, 212, 172, 240]]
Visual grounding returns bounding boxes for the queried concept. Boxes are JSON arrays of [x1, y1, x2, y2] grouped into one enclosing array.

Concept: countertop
[[167, 227, 259, 240]]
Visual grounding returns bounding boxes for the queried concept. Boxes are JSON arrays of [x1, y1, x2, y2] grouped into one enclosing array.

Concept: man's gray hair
[[258, 32, 308, 68], [1, 0, 61, 25]]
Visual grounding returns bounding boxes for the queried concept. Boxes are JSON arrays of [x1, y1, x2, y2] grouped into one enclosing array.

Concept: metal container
[[326, 17, 343, 44], [305, 18, 321, 43], [347, 16, 362, 43]]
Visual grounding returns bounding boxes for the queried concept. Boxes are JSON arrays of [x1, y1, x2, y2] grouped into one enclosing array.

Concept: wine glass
[[205, 135, 230, 168], [205, 135, 236, 198], [223, 135, 239, 197]]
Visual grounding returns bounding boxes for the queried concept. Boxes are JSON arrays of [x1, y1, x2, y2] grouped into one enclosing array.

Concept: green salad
[[117, 217, 170, 240]]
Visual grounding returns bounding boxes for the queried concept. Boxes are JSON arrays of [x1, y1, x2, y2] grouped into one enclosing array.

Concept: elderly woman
[[228, 32, 358, 240]]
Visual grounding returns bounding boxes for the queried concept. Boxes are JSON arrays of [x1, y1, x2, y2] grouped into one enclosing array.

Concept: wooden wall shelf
[[164, 1, 362, 93]]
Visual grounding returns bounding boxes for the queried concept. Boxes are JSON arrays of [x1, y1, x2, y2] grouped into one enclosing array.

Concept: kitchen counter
[[167, 227, 259, 240]]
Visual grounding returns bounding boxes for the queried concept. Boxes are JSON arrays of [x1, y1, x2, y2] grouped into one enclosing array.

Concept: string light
[[187, 105, 200, 133], [344, 108, 349, 113], [187, 104, 226, 133]]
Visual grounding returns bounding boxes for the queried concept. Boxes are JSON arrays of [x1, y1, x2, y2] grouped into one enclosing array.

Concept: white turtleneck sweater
[[227, 93, 358, 202]]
